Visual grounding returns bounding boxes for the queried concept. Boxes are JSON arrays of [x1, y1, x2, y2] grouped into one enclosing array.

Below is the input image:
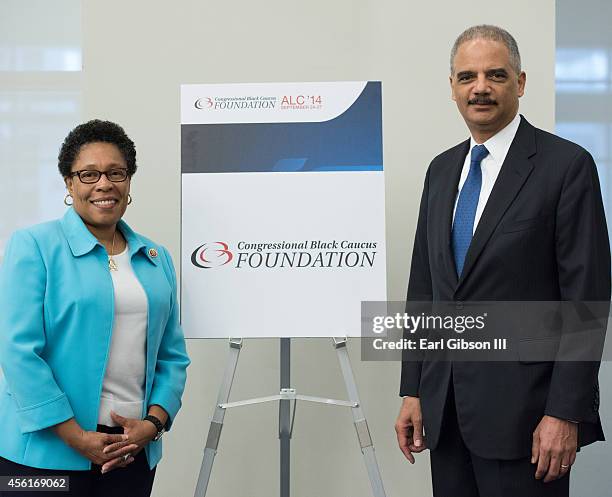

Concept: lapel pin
[[149, 248, 158, 258]]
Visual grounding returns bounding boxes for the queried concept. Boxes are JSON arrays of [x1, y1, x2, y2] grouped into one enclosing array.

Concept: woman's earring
[[64, 193, 73, 206], [127, 194, 132, 205]]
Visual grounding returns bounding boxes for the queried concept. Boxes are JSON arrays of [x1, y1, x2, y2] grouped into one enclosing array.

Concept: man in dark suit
[[395, 25, 610, 496]]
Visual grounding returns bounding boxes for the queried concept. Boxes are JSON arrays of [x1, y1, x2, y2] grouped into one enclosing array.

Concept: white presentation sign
[[181, 81, 386, 338]]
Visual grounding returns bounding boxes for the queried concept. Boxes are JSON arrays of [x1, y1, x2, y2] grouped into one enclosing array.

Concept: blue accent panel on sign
[[181, 82, 382, 173]]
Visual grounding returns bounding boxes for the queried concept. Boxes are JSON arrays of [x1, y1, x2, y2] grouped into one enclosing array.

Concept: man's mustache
[[468, 97, 497, 105]]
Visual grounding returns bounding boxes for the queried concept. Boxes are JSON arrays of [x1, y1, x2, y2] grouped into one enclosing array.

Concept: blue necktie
[[452, 144, 489, 277]]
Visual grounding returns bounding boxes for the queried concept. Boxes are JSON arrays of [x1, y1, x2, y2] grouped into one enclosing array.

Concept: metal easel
[[193, 337, 387, 497]]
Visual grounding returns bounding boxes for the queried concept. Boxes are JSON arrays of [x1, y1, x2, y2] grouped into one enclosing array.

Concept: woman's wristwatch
[[144, 414, 166, 441]]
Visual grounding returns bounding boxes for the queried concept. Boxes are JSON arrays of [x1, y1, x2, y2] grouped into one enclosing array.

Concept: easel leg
[[279, 337, 291, 497], [194, 338, 243, 497], [333, 337, 387, 497]]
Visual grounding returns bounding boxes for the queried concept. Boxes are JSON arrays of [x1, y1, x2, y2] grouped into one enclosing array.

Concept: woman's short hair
[[58, 119, 137, 177]]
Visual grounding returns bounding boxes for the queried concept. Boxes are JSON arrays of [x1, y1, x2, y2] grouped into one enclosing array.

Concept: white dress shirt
[[453, 113, 522, 234]]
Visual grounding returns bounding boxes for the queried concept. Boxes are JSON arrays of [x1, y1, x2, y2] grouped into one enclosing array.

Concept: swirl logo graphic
[[191, 242, 233, 269], [194, 97, 213, 109]]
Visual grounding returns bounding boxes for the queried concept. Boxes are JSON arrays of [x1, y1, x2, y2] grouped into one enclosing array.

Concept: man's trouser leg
[[430, 382, 570, 497]]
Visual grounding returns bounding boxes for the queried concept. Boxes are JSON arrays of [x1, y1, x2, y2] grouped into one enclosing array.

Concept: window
[[0, 0, 82, 261]]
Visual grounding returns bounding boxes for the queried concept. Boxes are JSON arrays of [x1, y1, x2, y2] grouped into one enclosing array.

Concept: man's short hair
[[450, 24, 522, 75]]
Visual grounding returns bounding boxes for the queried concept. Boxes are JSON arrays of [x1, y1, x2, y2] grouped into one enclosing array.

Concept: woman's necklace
[[108, 231, 118, 271]]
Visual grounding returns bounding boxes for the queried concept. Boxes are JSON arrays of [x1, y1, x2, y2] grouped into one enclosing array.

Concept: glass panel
[[557, 1, 612, 491], [0, 0, 82, 261], [0, 46, 82, 72], [556, 81, 609, 93], [0, 91, 81, 259], [556, 48, 608, 81], [555, 122, 608, 158], [0, 0, 81, 71], [556, 48, 610, 93]]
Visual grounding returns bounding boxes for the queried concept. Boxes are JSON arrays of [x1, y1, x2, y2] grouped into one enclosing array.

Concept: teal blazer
[[0, 208, 190, 470]]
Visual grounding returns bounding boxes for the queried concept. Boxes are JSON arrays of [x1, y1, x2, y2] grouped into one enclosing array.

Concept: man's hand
[[101, 411, 157, 473], [532, 415, 577, 483], [395, 396, 426, 464]]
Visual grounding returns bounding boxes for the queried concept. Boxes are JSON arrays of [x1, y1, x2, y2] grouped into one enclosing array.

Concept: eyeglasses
[[69, 168, 129, 184]]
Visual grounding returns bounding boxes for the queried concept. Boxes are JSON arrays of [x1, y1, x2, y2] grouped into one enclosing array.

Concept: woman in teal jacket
[[0, 120, 190, 496]]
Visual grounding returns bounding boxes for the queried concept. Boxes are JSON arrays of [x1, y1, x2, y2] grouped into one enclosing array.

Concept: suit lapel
[[439, 140, 470, 288], [455, 117, 537, 293]]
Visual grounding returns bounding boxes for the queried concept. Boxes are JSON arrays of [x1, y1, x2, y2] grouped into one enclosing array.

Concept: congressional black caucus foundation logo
[[194, 95, 278, 111], [190, 240, 379, 270], [194, 97, 213, 109], [191, 242, 234, 268]]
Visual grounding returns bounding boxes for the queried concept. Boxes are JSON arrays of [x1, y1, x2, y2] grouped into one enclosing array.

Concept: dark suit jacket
[[400, 115, 610, 460]]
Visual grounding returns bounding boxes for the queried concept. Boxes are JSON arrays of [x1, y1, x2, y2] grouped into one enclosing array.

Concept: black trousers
[[430, 382, 570, 497], [0, 426, 155, 497]]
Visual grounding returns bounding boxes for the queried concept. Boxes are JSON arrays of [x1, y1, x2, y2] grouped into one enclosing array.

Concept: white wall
[[82, 1, 555, 496]]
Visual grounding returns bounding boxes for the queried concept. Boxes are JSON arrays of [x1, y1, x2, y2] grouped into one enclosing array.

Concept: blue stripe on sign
[[272, 160, 383, 172], [273, 158, 308, 172], [182, 82, 383, 174], [311, 165, 383, 171]]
